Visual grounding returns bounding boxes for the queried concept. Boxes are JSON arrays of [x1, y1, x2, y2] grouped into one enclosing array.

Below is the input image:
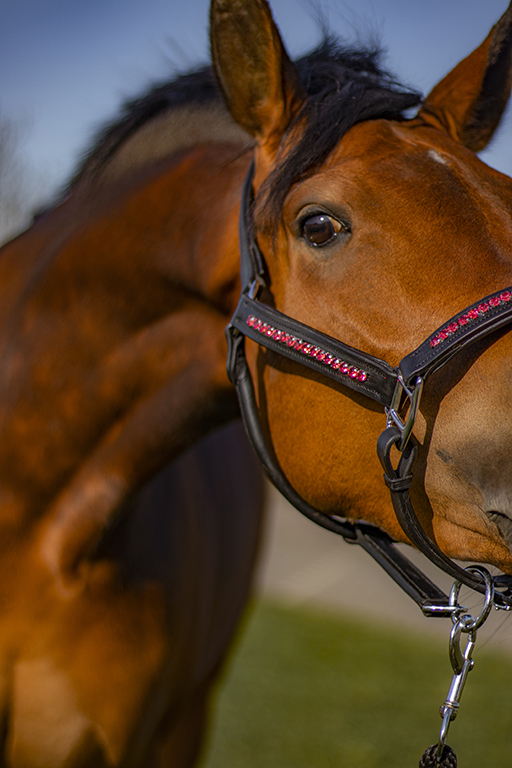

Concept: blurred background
[[3, 1, 512, 766]]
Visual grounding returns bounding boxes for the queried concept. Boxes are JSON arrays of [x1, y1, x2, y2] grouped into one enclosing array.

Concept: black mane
[[263, 37, 422, 222], [70, 37, 422, 205]]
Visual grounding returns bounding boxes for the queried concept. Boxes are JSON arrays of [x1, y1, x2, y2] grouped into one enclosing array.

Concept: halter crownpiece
[[226, 160, 512, 611]]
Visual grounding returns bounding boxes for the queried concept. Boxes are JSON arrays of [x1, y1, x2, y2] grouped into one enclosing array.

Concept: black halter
[[227, 160, 512, 612]]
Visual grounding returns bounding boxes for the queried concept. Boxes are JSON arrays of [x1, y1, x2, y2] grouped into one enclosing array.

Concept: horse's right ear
[[418, 3, 512, 152], [210, 0, 304, 155]]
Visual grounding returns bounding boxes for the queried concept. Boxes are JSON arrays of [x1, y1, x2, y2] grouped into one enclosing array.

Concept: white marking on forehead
[[427, 148, 448, 166]]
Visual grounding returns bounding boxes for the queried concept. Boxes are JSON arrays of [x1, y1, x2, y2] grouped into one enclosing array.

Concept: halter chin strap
[[227, 160, 512, 612]]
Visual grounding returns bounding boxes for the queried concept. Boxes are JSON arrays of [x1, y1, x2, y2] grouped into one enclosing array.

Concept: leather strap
[[400, 287, 512, 386], [239, 160, 265, 293], [227, 326, 455, 611]]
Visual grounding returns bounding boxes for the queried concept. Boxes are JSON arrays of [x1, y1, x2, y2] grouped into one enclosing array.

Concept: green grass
[[202, 599, 512, 768]]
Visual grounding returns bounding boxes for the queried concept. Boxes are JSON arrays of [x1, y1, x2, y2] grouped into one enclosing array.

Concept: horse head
[[211, 0, 512, 572]]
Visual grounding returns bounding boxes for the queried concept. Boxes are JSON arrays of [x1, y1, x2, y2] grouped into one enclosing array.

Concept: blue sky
[[1, 0, 511, 195]]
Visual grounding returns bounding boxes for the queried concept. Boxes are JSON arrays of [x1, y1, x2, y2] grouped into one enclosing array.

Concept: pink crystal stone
[[468, 308, 479, 319], [489, 296, 501, 308], [500, 291, 512, 302], [478, 303, 489, 313], [447, 323, 458, 333]]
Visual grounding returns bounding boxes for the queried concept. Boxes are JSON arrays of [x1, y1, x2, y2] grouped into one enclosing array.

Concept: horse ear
[[210, 0, 304, 153], [418, 4, 512, 151]]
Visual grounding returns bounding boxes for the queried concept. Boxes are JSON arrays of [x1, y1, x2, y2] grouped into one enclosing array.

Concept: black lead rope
[[228, 160, 512, 764], [420, 745, 457, 768]]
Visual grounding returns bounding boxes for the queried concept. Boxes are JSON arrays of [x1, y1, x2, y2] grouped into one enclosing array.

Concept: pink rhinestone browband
[[430, 291, 512, 348], [246, 314, 369, 382]]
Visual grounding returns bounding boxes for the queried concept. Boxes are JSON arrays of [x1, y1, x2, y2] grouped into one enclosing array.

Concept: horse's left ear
[[210, 0, 304, 156], [418, 4, 512, 151]]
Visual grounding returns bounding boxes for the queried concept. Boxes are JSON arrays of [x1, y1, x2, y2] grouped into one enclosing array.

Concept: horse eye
[[301, 214, 345, 247]]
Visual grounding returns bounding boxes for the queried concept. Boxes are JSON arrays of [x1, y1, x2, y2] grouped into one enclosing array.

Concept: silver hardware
[[421, 603, 467, 618], [248, 276, 266, 300], [434, 566, 494, 764], [449, 566, 494, 631], [437, 626, 476, 761], [385, 373, 424, 451]]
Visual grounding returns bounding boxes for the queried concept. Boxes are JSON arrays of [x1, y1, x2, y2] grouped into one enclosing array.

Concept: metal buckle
[[385, 373, 424, 451], [248, 276, 266, 300], [420, 603, 467, 619]]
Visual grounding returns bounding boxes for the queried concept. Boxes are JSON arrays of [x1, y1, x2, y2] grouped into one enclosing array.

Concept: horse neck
[[57, 143, 250, 313], [0, 143, 252, 534]]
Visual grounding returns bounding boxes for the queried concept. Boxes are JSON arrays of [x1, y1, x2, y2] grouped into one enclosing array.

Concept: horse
[[2, 0, 512, 764]]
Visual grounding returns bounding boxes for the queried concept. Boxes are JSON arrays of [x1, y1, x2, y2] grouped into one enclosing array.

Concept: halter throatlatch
[[226, 160, 512, 612]]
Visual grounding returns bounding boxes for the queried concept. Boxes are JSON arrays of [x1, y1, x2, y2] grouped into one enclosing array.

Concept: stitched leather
[[400, 287, 512, 385], [231, 296, 397, 405]]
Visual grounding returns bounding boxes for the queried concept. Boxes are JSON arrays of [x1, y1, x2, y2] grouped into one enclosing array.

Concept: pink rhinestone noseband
[[246, 314, 368, 382], [431, 291, 512, 347]]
